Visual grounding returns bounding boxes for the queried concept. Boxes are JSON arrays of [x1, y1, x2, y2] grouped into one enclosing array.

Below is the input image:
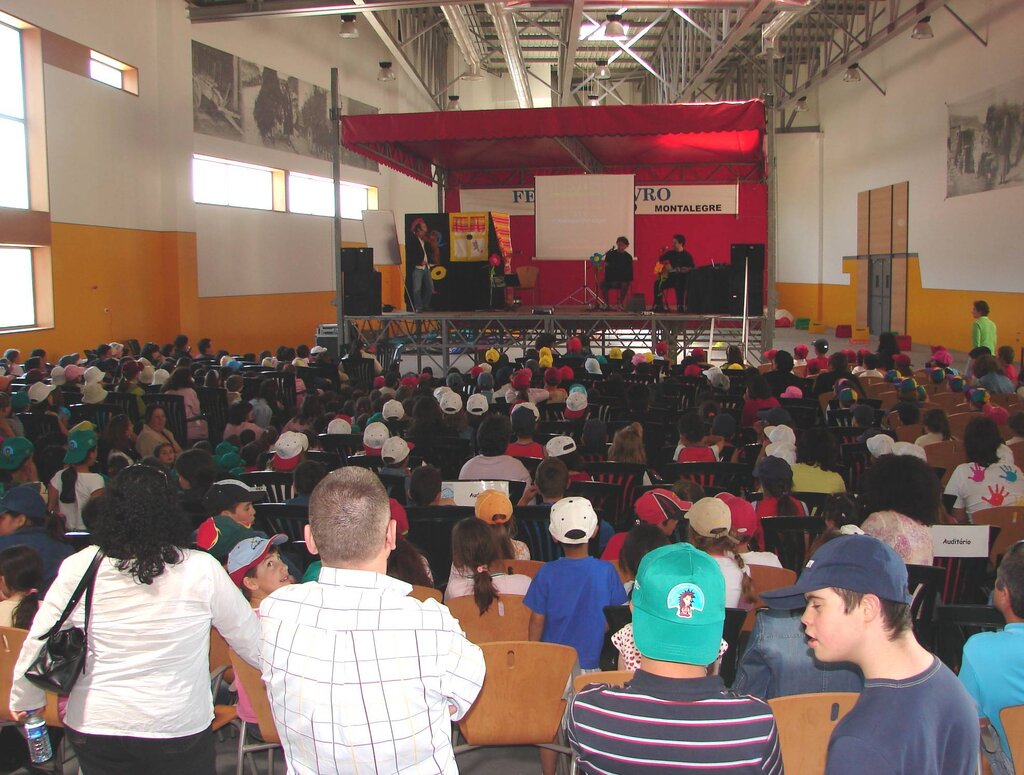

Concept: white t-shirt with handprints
[[945, 460, 1024, 518]]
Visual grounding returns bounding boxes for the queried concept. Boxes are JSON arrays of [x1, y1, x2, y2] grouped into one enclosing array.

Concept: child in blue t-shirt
[[525, 495, 627, 775]]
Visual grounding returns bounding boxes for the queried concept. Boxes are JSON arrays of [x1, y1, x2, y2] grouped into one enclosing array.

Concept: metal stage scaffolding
[[317, 308, 764, 374]]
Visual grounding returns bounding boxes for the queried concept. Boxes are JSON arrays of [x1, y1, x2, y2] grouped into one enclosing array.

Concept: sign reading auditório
[[459, 184, 738, 217]]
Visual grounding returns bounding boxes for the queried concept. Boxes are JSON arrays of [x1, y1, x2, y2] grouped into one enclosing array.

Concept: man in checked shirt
[[259, 467, 485, 774]]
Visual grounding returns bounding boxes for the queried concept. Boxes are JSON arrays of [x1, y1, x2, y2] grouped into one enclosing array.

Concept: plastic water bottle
[[24, 714, 52, 764]]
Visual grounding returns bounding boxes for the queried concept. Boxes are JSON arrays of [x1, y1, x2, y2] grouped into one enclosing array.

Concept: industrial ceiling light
[[447, 95, 462, 111], [338, 14, 358, 39], [604, 14, 627, 40], [842, 64, 861, 82], [461, 63, 484, 81], [377, 61, 395, 82], [595, 59, 611, 80], [586, 93, 600, 106], [795, 96, 807, 112], [911, 15, 934, 39]]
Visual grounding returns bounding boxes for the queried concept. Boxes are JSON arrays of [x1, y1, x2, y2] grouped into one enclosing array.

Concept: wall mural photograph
[[947, 75, 1024, 197]]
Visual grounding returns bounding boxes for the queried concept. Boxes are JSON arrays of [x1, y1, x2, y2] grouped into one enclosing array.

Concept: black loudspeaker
[[729, 244, 765, 315], [341, 248, 381, 316], [688, 266, 731, 313]]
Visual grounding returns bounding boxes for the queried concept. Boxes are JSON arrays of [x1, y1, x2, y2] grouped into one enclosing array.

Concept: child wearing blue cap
[[760, 534, 978, 774]]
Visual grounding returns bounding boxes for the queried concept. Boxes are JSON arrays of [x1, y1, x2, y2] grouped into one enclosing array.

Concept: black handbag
[[24, 550, 104, 694]]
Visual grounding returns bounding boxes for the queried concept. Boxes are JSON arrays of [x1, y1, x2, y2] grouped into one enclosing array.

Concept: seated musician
[[653, 234, 694, 313]]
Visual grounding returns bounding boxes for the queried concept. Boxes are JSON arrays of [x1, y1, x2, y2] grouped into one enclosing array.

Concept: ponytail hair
[[762, 476, 801, 516], [59, 466, 78, 504], [0, 546, 43, 629], [452, 518, 502, 614]]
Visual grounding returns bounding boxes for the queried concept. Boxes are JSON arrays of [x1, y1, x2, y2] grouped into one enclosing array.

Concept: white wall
[[776, 0, 1024, 290]]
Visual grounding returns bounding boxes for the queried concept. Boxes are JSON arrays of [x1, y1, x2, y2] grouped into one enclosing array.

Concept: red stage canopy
[[341, 101, 766, 188]]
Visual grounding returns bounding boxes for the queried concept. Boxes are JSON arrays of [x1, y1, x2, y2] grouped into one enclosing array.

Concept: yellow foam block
[[808, 322, 826, 334], [850, 326, 871, 344]]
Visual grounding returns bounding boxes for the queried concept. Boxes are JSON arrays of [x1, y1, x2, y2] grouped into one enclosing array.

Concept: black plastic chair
[[790, 491, 831, 517], [104, 391, 141, 424], [414, 437, 472, 480], [305, 450, 342, 470], [581, 461, 647, 519], [720, 607, 748, 687], [239, 471, 294, 503], [196, 386, 229, 445], [600, 604, 632, 671], [906, 563, 946, 651], [657, 462, 754, 497], [935, 604, 1005, 672], [933, 527, 1000, 605], [318, 433, 364, 459], [514, 505, 560, 563], [345, 454, 385, 472], [405, 505, 475, 586], [761, 516, 826, 573], [566, 480, 625, 522], [378, 472, 408, 504]]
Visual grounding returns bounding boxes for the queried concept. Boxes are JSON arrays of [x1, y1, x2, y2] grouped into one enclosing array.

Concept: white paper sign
[[441, 480, 511, 507], [458, 184, 739, 217], [930, 525, 990, 558]]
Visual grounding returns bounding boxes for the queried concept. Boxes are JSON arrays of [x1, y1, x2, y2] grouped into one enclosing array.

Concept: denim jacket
[[733, 608, 864, 699]]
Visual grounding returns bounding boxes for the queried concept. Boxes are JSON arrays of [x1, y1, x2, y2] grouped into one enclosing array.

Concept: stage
[[317, 307, 765, 373]]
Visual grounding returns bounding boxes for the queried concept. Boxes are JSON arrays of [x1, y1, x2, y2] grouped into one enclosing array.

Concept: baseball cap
[[753, 455, 792, 482], [0, 437, 34, 471], [685, 497, 732, 538], [381, 436, 410, 465], [64, 429, 98, 464], [270, 431, 309, 472], [227, 533, 288, 586], [466, 393, 489, 416], [564, 391, 588, 419], [439, 391, 463, 415], [715, 493, 759, 539], [544, 435, 577, 458], [757, 406, 793, 426], [202, 479, 267, 514], [195, 516, 259, 562], [474, 489, 513, 525], [710, 413, 736, 438], [760, 534, 912, 610], [632, 543, 726, 665], [363, 422, 389, 451], [511, 404, 537, 435], [634, 489, 689, 526], [0, 485, 47, 520], [812, 338, 829, 352], [548, 496, 597, 544], [327, 417, 352, 435], [382, 399, 405, 420]]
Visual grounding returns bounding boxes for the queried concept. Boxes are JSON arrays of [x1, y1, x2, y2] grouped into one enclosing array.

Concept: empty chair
[[408, 584, 442, 603], [762, 517, 826, 573], [972, 506, 1024, 567], [239, 471, 293, 503]]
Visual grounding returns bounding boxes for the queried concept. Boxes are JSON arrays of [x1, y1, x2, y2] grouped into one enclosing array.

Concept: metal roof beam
[[558, 0, 587, 104], [678, 0, 773, 101], [486, 3, 534, 108]]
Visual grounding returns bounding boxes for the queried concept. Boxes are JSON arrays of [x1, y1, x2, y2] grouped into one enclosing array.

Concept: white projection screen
[[534, 174, 634, 260]]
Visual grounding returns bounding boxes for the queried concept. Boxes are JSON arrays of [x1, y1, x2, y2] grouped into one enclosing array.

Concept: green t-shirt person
[[971, 301, 997, 353]]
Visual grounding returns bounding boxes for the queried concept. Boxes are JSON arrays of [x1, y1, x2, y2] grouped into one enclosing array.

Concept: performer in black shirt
[[653, 234, 694, 312], [601, 236, 634, 309]]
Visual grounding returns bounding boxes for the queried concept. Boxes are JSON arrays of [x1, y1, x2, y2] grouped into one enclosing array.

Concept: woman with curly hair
[[9, 465, 260, 774]]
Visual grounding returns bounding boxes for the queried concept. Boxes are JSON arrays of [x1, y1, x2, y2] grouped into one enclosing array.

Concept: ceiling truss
[[188, 0, 975, 119]]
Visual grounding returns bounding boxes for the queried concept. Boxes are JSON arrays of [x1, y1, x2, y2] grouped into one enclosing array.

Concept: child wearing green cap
[[0, 437, 39, 496], [47, 429, 104, 531], [568, 543, 782, 774]]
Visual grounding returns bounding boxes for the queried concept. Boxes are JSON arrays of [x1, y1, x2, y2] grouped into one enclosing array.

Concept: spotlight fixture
[[795, 96, 807, 112], [842, 64, 861, 82], [911, 15, 933, 40], [604, 14, 627, 40], [595, 59, 611, 80], [447, 95, 461, 111], [338, 14, 358, 39], [461, 63, 484, 81], [377, 61, 395, 82], [586, 93, 600, 106]]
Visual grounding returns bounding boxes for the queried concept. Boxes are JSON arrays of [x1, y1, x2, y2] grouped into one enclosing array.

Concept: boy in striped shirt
[[567, 543, 783, 773]]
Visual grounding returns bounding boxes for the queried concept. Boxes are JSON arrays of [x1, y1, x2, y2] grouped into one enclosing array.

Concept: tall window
[[0, 248, 35, 328], [0, 21, 29, 209]]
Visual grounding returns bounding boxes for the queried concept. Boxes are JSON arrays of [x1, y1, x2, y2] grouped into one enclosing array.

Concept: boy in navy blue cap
[[761, 534, 978, 774]]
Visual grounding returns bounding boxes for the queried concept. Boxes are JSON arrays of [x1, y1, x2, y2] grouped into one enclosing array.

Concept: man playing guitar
[[653, 234, 694, 312]]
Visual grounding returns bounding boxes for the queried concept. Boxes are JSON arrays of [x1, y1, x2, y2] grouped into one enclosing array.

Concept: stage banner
[[491, 212, 513, 259], [633, 184, 738, 215], [449, 212, 489, 261], [459, 184, 738, 216]]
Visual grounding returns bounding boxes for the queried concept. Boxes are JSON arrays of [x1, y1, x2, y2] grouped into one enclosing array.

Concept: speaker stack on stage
[[728, 243, 765, 315], [340, 247, 382, 316]]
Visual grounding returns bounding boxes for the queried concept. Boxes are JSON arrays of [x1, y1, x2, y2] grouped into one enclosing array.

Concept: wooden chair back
[[895, 423, 925, 443], [572, 670, 634, 694], [0, 627, 61, 727], [229, 649, 281, 745], [1011, 441, 1024, 470], [924, 439, 966, 488], [999, 704, 1024, 772], [749, 564, 797, 595], [503, 559, 543, 578], [768, 692, 859, 774], [458, 641, 576, 746], [447, 595, 532, 643], [409, 584, 442, 603], [947, 412, 978, 441], [972, 506, 1024, 567], [929, 392, 968, 412]]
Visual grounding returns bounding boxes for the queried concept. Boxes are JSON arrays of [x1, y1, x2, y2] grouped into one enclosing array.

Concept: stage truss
[[318, 309, 764, 373]]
